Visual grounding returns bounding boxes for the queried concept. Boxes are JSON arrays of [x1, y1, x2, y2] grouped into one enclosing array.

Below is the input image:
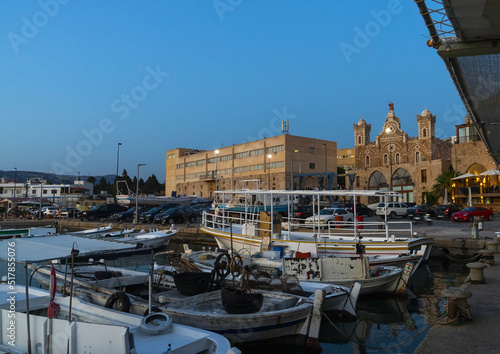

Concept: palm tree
[[432, 168, 456, 203]]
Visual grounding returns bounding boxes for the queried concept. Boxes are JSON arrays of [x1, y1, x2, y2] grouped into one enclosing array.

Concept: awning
[[451, 173, 479, 180], [480, 169, 500, 176], [0, 235, 136, 263], [415, 0, 500, 166]]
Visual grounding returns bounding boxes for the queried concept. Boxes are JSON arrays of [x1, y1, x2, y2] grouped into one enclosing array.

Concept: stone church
[[352, 103, 452, 204]]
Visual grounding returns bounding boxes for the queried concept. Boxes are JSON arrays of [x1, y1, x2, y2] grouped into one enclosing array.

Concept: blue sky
[[0, 0, 463, 181]]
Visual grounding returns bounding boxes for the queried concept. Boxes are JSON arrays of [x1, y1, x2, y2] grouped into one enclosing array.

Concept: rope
[[440, 248, 481, 263]]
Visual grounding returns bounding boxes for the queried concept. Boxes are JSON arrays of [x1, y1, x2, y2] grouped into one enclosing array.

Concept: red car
[[451, 207, 494, 222]]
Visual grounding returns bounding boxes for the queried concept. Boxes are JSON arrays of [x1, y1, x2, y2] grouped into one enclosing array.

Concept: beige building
[[337, 148, 355, 171], [165, 135, 337, 198], [352, 103, 452, 205], [451, 116, 500, 208]]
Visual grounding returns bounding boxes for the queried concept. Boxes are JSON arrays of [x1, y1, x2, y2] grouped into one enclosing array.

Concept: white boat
[[0, 226, 57, 239], [70, 223, 114, 237], [116, 180, 201, 206], [0, 284, 235, 354], [114, 227, 178, 249], [281, 256, 414, 295], [201, 189, 433, 261]]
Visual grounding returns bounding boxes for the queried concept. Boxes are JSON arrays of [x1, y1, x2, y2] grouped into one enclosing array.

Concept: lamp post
[[290, 149, 299, 190], [116, 143, 122, 179], [386, 127, 393, 191], [135, 163, 146, 225], [215, 150, 220, 192], [267, 154, 272, 189], [14, 167, 17, 198]]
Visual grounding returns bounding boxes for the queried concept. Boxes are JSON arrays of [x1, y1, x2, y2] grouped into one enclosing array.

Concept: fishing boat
[[184, 249, 361, 316], [201, 189, 433, 262], [70, 223, 114, 237], [113, 227, 178, 249], [0, 284, 235, 354], [0, 225, 57, 239]]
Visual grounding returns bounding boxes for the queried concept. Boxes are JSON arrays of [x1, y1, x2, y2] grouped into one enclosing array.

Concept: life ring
[[140, 313, 173, 335], [104, 291, 131, 313]]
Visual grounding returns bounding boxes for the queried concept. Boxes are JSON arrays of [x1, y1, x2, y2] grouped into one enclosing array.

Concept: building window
[[416, 151, 420, 162], [196, 159, 205, 166], [234, 166, 248, 173], [220, 168, 232, 175], [177, 163, 184, 169], [220, 154, 232, 161], [266, 145, 284, 154], [249, 149, 263, 157], [458, 126, 479, 143], [384, 154, 388, 165], [358, 136, 361, 144], [208, 157, 217, 164], [249, 164, 263, 171], [309, 147, 315, 154], [235, 151, 249, 159], [268, 161, 284, 169], [422, 128, 427, 138], [395, 153, 400, 164], [186, 161, 195, 167], [167, 153, 175, 159], [310, 163, 315, 169], [421, 169, 427, 183], [365, 156, 370, 166]]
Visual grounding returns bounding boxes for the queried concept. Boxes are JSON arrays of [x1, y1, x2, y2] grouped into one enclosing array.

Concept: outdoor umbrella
[[480, 169, 500, 176], [451, 173, 479, 180]]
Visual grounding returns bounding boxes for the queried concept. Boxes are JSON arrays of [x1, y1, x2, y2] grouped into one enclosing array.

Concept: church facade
[[352, 103, 453, 205]]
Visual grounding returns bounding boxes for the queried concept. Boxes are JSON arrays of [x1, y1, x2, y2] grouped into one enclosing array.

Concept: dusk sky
[[0, 1, 463, 181]]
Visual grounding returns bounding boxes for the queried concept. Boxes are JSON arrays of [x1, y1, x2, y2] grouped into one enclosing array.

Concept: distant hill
[[0, 170, 116, 185]]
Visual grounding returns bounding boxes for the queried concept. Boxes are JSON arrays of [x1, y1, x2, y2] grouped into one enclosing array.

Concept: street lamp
[[215, 150, 220, 192], [135, 163, 146, 224], [116, 143, 122, 179], [323, 143, 327, 173], [290, 149, 299, 190], [385, 127, 393, 191], [267, 154, 272, 189], [14, 167, 17, 198]]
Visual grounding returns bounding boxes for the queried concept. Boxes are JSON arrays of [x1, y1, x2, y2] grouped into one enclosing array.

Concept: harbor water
[[6, 237, 468, 354]]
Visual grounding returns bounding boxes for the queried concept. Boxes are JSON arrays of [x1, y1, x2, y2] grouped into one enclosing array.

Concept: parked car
[[376, 202, 409, 219], [153, 206, 198, 225], [451, 206, 494, 222], [340, 203, 373, 217], [42, 206, 58, 217], [304, 208, 354, 226], [79, 204, 127, 221], [112, 206, 149, 223], [282, 204, 315, 222], [60, 207, 79, 218], [139, 203, 180, 224], [367, 202, 382, 212], [435, 204, 462, 219], [406, 204, 436, 218]]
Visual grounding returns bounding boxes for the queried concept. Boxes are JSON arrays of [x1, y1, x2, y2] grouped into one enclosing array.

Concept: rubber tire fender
[[104, 291, 131, 313], [140, 313, 173, 335]]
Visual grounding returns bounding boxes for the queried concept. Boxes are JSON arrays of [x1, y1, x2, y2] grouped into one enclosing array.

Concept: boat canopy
[[0, 235, 136, 263]]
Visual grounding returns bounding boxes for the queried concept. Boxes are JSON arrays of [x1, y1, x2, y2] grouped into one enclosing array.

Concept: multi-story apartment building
[[165, 135, 337, 198]]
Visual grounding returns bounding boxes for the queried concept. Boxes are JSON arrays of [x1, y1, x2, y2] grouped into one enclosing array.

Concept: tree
[[143, 174, 162, 195], [432, 168, 456, 202]]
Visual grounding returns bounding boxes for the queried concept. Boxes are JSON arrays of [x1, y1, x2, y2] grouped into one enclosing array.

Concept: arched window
[[368, 170, 387, 188], [358, 136, 362, 144], [384, 154, 388, 165], [395, 153, 400, 164], [416, 151, 420, 162], [422, 128, 427, 138], [365, 155, 370, 166]]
